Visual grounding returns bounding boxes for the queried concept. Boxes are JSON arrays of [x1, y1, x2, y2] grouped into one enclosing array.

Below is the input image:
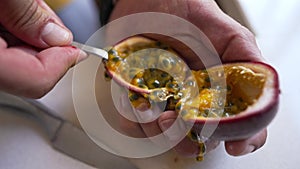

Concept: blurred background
[[1, 0, 300, 169]]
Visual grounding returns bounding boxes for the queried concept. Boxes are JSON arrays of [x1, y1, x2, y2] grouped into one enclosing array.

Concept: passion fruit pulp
[[103, 36, 280, 141]]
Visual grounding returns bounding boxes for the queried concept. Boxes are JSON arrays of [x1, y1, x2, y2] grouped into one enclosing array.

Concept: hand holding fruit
[[109, 0, 276, 157]]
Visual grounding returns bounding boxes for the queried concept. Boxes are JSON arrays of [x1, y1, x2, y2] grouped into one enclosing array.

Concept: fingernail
[[228, 144, 235, 152], [160, 119, 185, 141], [42, 22, 72, 46], [240, 145, 256, 156], [136, 109, 155, 123], [77, 50, 88, 63]]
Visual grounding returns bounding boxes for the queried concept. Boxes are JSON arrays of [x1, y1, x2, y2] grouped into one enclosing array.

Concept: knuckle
[[236, 27, 256, 42], [9, 0, 48, 32]]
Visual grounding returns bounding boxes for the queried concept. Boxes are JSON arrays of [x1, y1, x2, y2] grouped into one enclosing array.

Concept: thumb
[[0, 0, 72, 48]]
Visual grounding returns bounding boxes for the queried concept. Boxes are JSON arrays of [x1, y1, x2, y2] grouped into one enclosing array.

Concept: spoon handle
[[72, 41, 108, 60]]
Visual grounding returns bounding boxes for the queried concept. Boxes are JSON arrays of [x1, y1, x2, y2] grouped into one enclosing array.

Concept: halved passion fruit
[[103, 36, 280, 141]]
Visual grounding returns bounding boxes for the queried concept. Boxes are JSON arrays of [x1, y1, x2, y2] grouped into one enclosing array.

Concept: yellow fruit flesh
[[103, 37, 267, 119]]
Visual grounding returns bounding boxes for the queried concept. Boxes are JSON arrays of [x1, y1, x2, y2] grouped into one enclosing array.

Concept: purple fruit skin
[[189, 62, 280, 141]]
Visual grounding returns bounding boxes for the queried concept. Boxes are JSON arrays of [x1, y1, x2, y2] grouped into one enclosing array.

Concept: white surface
[[0, 109, 95, 169], [239, 0, 300, 168], [1, 0, 300, 169]]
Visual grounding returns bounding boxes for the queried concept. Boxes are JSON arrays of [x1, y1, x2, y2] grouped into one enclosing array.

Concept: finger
[[110, 0, 264, 65], [116, 92, 146, 137], [173, 137, 220, 158], [0, 25, 25, 47], [128, 99, 166, 138], [188, 1, 263, 63], [36, 0, 64, 23], [158, 111, 220, 157], [137, 106, 165, 138], [221, 30, 264, 63], [0, 45, 87, 98], [0, 37, 7, 48], [0, 0, 72, 48], [117, 92, 169, 141], [173, 137, 199, 157], [186, 0, 263, 62], [137, 110, 179, 147], [158, 111, 186, 142], [159, 112, 199, 157], [118, 111, 146, 138], [225, 128, 267, 156]]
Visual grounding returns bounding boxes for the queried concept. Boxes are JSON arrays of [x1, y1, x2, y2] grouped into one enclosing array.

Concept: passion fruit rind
[[188, 62, 280, 141], [104, 36, 280, 141]]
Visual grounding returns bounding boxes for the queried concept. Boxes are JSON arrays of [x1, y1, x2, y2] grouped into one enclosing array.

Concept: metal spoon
[[72, 41, 177, 101], [71, 41, 108, 60], [71, 41, 155, 95]]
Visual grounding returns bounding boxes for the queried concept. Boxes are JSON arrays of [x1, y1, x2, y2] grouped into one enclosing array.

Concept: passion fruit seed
[[104, 71, 112, 81], [196, 142, 206, 162], [137, 84, 148, 90], [149, 79, 161, 88], [160, 72, 169, 78], [166, 97, 180, 110], [180, 108, 200, 120], [131, 77, 145, 86], [158, 55, 174, 71], [175, 101, 182, 112], [149, 88, 170, 102], [129, 92, 139, 101], [187, 131, 206, 162], [128, 91, 151, 109], [166, 81, 180, 93], [128, 68, 144, 79]]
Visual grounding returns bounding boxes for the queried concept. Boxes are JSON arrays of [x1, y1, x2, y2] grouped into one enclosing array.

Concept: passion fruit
[[103, 36, 280, 141], [187, 62, 279, 141]]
